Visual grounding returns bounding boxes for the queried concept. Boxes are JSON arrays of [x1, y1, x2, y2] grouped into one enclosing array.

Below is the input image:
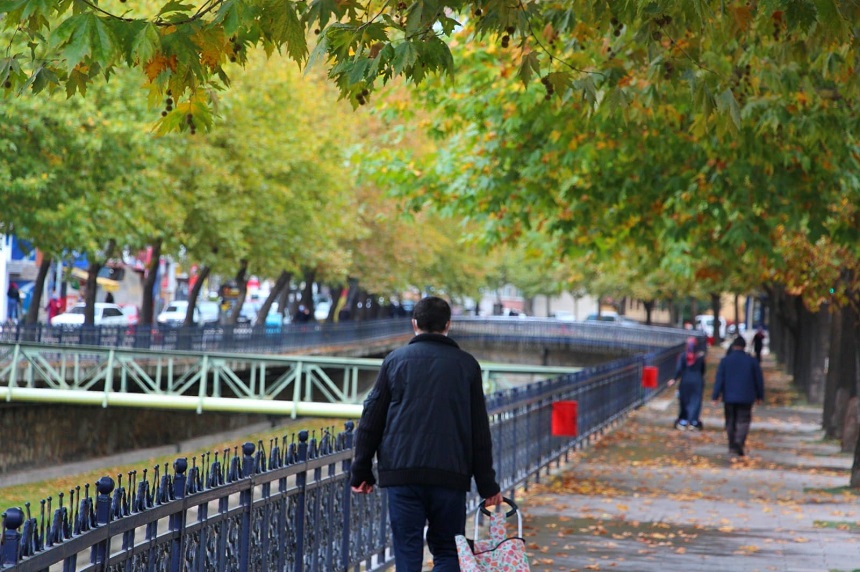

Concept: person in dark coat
[[6, 282, 20, 322], [671, 337, 707, 430], [350, 296, 502, 571], [752, 328, 766, 363], [712, 336, 765, 457]]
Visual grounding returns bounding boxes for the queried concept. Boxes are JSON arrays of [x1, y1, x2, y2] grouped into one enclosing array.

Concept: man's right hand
[[351, 482, 374, 494]]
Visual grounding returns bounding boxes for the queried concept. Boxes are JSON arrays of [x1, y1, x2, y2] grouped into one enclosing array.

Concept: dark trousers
[[678, 378, 704, 424], [387, 485, 466, 571], [724, 403, 753, 452]]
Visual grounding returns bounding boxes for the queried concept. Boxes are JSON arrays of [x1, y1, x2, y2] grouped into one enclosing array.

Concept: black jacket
[[713, 350, 764, 404], [350, 333, 500, 498]]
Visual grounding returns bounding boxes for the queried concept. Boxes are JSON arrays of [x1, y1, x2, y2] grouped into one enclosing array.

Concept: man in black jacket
[[351, 296, 502, 571], [712, 336, 765, 457]]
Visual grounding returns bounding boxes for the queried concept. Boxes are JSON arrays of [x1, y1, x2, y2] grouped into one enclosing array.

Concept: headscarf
[[686, 337, 697, 366]]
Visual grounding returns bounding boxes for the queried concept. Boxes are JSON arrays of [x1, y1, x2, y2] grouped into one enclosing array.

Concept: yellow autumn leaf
[[144, 53, 177, 81]]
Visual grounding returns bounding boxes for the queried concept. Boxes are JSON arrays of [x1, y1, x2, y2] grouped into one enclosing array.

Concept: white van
[[695, 314, 726, 339]]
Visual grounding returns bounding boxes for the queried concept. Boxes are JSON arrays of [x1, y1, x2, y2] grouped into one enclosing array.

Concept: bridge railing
[[0, 317, 691, 354], [0, 342, 684, 571], [0, 319, 415, 354]]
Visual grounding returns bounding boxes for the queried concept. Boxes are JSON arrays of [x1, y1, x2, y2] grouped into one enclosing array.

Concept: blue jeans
[[387, 485, 466, 572]]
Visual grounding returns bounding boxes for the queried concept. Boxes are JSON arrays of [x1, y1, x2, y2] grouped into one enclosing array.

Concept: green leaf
[[810, 0, 851, 40], [130, 23, 160, 65], [89, 16, 116, 64], [392, 41, 418, 75], [305, 0, 339, 30], [214, 0, 251, 36], [605, 86, 630, 112], [50, 13, 117, 71], [0, 0, 29, 13], [157, 1, 195, 17], [52, 14, 92, 71], [65, 67, 88, 97], [305, 30, 329, 72], [716, 88, 741, 131], [785, 0, 818, 33], [282, 2, 308, 63], [518, 51, 540, 85], [347, 57, 370, 85]]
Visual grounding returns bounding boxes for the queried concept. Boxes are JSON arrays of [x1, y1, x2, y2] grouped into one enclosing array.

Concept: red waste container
[[642, 366, 658, 389], [551, 400, 578, 436]]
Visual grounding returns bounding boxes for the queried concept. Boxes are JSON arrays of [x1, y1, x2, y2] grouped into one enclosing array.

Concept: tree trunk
[[524, 296, 535, 317], [823, 304, 857, 439], [344, 279, 361, 320], [301, 269, 315, 319], [84, 240, 116, 326], [322, 283, 343, 322], [668, 299, 679, 327], [228, 260, 249, 325], [643, 300, 654, 325], [84, 261, 101, 326], [141, 239, 162, 325], [764, 285, 784, 366], [25, 257, 51, 325], [851, 391, 860, 488], [733, 293, 740, 333], [356, 289, 369, 321], [710, 292, 722, 343], [278, 282, 291, 319], [769, 284, 800, 373], [849, 305, 860, 486], [257, 270, 291, 324], [185, 266, 211, 326], [792, 304, 830, 404]]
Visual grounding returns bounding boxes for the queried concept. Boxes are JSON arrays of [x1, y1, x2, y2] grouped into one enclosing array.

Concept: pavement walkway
[[512, 351, 860, 572]]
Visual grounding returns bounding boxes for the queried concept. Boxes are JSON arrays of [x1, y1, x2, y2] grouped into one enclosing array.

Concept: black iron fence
[[0, 342, 683, 571]]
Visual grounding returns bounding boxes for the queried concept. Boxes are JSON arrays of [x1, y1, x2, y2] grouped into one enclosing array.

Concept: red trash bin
[[642, 366, 658, 389], [551, 401, 578, 436]]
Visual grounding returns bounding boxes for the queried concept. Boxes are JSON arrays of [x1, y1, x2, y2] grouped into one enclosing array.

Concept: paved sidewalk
[[515, 355, 860, 572]]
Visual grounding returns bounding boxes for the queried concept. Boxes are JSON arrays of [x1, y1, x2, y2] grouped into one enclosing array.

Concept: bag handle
[[474, 497, 522, 540], [479, 496, 518, 518]]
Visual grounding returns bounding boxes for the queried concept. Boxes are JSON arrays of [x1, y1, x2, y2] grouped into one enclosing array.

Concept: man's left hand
[[483, 492, 503, 508]]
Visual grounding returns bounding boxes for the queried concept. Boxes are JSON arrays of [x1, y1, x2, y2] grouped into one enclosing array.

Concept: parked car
[[51, 303, 130, 327], [585, 311, 620, 323], [585, 312, 639, 326], [157, 301, 201, 327]]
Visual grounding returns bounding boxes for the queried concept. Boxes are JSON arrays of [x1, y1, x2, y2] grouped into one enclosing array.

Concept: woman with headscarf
[[670, 337, 707, 430]]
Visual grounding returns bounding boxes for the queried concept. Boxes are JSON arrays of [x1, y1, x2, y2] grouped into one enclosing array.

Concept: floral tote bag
[[455, 498, 531, 572]]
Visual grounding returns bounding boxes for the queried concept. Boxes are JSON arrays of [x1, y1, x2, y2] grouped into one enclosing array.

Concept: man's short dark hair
[[413, 296, 451, 333], [732, 336, 747, 348]]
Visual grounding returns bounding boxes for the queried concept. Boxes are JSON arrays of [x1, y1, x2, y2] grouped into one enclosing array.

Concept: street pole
[[0, 234, 8, 322]]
